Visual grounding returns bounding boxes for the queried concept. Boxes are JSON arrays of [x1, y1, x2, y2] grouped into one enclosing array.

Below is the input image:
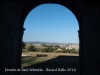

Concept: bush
[[66, 49, 70, 53], [62, 48, 67, 53], [27, 45, 36, 52], [41, 48, 47, 52], [47, 46, 55, 52], [70, 48, 77, 54]]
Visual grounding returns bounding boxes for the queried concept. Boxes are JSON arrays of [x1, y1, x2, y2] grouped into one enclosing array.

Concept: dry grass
[[22, 52, 79, 57], [21, 52, 79, 75], [21, 52, 79, 68]]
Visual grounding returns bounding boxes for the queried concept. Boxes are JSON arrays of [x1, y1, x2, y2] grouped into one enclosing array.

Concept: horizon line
[[24, 41, 79, 44]]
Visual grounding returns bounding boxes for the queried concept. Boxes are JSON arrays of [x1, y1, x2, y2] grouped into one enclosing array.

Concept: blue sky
[[23, 3, 79, 43]]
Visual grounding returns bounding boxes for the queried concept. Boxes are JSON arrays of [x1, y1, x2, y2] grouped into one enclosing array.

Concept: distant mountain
[[25, 41, 77, 45]]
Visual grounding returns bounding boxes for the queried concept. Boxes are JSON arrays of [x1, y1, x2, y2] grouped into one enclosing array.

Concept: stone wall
[[0, 2, 22, 75], [82, 5, 100, 75]]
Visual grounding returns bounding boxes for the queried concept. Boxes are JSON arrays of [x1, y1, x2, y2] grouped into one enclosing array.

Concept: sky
[[23, 3, 79, 43]]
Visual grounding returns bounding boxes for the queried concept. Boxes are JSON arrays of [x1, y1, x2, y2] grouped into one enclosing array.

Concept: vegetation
[[22, 43, 79, 54], [21, 44, 79, 75], [41, 48, 48, 52], [62, 48, 67, 53], [70, 48, 78, 54], [21, 53, 79, 68], [27, 45, 36, 52], [41, 46, 55, 52], [60, 48, 78, 54]]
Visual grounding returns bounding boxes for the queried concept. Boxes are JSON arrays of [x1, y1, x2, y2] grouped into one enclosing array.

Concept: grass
[[21, 52, 79, 75], [21, 55, 57, 68]]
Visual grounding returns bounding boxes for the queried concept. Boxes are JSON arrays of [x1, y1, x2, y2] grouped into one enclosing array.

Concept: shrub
[[27, 45, 36, 52], [70, 48, 77, 54], [41, 48, 47, 52], [62, 48, 67, 53]]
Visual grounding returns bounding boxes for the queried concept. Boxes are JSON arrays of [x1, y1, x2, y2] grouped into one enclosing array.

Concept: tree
[[47, 46, 55, 52], [27, 45, 36, 52], [55, 45, 60, 48], [70, 48, 77, 54], [42, 44, 47, 47], [67, 49, 71, 53], [62, 48, 67, 53], [22, 41, 26, 49], [41, 48, 48, 52]]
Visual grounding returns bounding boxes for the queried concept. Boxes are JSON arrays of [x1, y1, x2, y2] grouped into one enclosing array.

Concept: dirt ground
[[21, 52, 79, 75], [22, 52, 79, 57]]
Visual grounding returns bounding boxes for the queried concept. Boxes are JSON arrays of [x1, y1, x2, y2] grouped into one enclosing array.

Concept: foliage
[[42, 44, 47, 47], [67, 49, 71, 53], [41, 46, 55, 52], [61, 48, 67, 53], [27, 45, 36, 52], [25, 44, 78, 54], [54, 45, 60, 48], [41, 48, 48, 52], [70, 48, 77, 54], [47, 46, 55, 52]]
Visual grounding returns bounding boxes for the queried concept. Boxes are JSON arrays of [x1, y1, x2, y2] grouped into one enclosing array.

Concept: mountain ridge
[[25, 41, 78, 45]]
